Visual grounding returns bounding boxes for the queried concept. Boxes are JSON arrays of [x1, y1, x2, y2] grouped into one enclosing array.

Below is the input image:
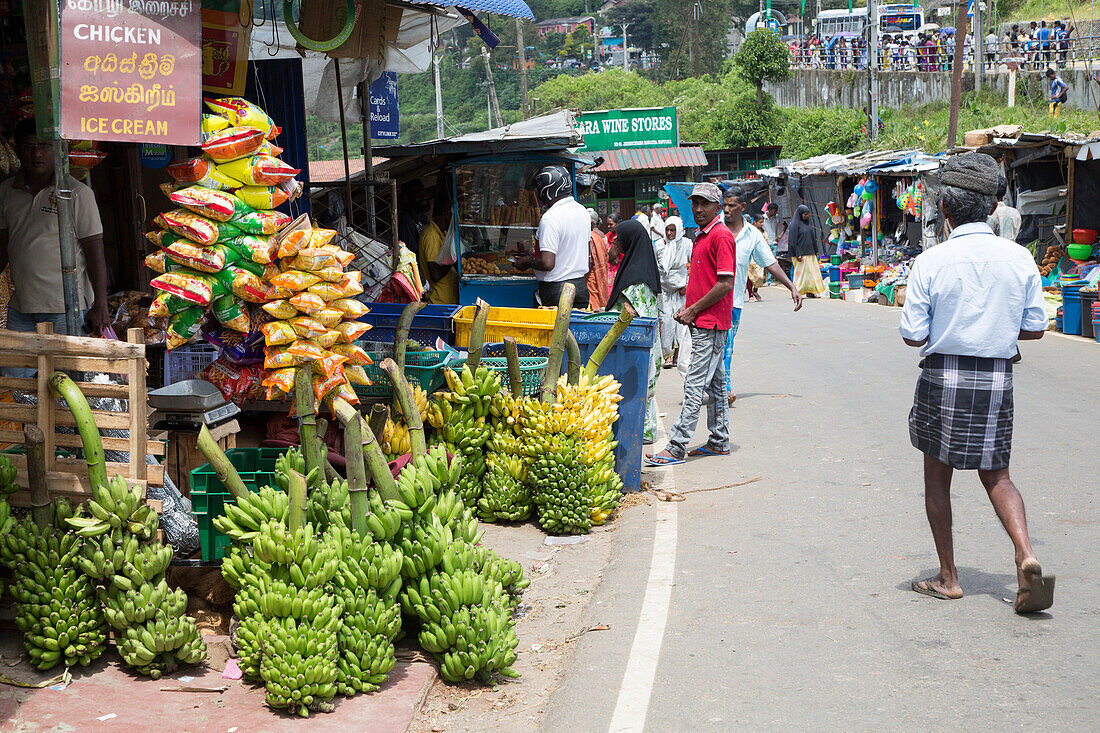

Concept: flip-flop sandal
[[644, 454, 684, 467], [687, 445, 730, 457], [1015, 563, 1055, 614], [911, 578, 962, 600]]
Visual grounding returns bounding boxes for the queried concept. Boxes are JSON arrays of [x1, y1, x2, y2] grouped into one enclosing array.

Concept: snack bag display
[[331, 298, 369, 319], [271, 270, 320, 291], [262, 367, 296, 394], [329, 343, 371, 365], [256, 141, 285, 158], [212, 293, 251, 333], [344, 365, 370, 385], [156, 210, 242, 245], [313, 373, 343, 402], [235, 185, 289, 210], [306, 282, 343, 301], [217, 155, 299, 186], [144, 251, 168, 274], [222, 234, 277, 264], [286, 340, 325, 361], [289, 315, 326, 339], [149, 291, 198, 317], [332, 381, 360, 405], [262, 299, 297, 319], [223, 267, 273, 303], [233, 209, 291, 235], [313, 266, 347, 283], [309, 330, 342, 349], [163, 240, 237, 274], [158, 181, 180, 198], [264, 346, 307, 370], [276, 229, 311, 259], [205, 97, 276, 136], [261, 320, 296, 346], [311, 351, 347, 378], [201, 113, 231, 139], [151, 270, 225, 306], [167, 157, 244, 191], [331, 320, 371, 343], [170, 185, 254, 223], [313, 307, 343, 328], [288, 292, 324, 314], [201, 126, 265, 162], [166, 306, 205, 349]]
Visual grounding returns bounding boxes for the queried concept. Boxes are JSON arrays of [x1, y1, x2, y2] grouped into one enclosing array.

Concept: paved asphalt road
[[543, 290, 1098, 732]]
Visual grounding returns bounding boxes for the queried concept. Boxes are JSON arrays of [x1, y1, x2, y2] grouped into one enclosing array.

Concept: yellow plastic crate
[[453, 305, 558, 348]]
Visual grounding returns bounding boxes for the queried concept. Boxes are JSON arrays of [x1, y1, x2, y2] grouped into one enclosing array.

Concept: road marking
[[608, 498, 678, 733]]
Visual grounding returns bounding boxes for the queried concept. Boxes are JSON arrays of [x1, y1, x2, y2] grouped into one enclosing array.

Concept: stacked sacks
[[0, 497, 110, 671], [258, 225, 373, 406], [69, 476, 206, 678], [146, 96, 299, 350]]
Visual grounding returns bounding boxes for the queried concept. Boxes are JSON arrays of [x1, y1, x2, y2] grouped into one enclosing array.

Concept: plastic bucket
[[830, 254, 842, 265], [1062, 287, 1083, 336], [1081, 292, 1098, 340], [1093, 320, 1100, 343], [827, 265, 841, 282], [568, 314, 658, 493]]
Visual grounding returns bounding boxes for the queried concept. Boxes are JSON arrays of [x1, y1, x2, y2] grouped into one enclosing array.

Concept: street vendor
[[0, 118, 108, 338], [417, 197, 458, 304], [513, 165, 591, 309]]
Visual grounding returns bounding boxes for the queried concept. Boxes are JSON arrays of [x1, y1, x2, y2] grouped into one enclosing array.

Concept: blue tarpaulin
[[402, 0, 533, 19], [663, 183, 697, 228]]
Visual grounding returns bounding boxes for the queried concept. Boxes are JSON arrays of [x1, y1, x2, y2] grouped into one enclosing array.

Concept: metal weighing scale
[[149, 379, 240, 429]]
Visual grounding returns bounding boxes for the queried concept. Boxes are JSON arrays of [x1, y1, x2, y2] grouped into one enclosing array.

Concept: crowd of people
[[789, 19, 1080, 72]]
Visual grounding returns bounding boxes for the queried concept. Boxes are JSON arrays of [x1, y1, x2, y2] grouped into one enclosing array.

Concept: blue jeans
[[723, 307, 742, 393], [3, 307, 87, 378]]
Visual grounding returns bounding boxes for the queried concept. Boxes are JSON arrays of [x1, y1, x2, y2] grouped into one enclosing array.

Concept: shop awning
[[402, 0, 534, 19], [586, 146, 708, 173]]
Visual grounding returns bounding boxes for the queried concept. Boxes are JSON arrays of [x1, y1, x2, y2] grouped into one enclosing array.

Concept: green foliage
[[780, 107, 865, 159], [709, 91, 784, 148], [530, 67, 668, 111], [733, 29, 792, 102], [655, 0, 736, 79], [604, 0, 657, 53]]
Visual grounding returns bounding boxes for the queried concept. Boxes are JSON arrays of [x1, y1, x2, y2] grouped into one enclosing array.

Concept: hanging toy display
[[859, 179, 877, 231], [825, 201, 847, 253], [894, 179, 922, 221]]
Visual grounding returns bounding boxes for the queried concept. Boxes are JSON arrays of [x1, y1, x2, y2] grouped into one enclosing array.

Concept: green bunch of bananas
[[586, 454, 624, 526], [0, 454, 16, 496], [439, 364, 502, 420], [213, 485, 291, 544], [307, 478, 351, 531], [332, 540, 403, 695], [256, 612, 342, 717], [274, 448, 324, 491], [71, 476, 205, 678], [439, 541, 528, 604], [477, 461, 532, 523], [0, 498, 109, 670], [529, 435, 593, 535]]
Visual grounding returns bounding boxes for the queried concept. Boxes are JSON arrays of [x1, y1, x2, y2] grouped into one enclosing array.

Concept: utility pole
[[868, 0, 879, 141], [947, 0, 968, 147], [621, 22, 630, 72], [432, 20, 444, 138], [974, 0, 983, 91], [481, 45, 503, 127], [516, 19, 530, 118], [693, 2, 702, 78]]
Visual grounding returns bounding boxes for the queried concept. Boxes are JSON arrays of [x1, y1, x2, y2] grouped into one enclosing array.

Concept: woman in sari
[[788, 205, 827, 297], [606, 219, 662, 443]]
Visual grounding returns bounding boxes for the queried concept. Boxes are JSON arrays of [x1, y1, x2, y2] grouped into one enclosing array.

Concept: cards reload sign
[[60, 0, 201, 145]]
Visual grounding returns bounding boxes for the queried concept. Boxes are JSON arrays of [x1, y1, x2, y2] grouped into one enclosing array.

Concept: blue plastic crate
[[356, 303, 460, 347]]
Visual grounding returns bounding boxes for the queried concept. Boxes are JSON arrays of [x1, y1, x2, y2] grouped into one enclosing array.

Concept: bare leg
[[921, 454, 963, 598], [978, 468, 1040, 606]]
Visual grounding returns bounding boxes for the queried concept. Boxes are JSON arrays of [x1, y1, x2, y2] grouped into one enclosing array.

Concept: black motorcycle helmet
[[532, 165, 571, 207]]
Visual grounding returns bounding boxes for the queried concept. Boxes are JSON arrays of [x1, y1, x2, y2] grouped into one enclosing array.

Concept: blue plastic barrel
[[1062, 287, 1083, 336], [568, 314, 658, 493], [827, 265, 841, 283]]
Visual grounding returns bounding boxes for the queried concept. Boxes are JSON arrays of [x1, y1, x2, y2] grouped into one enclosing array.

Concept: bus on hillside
[[813, 4, 925, 39]]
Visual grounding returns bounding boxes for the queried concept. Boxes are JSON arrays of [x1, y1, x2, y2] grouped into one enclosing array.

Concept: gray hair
[[588, 207, 599, 224], [940, 184, 997, 225]]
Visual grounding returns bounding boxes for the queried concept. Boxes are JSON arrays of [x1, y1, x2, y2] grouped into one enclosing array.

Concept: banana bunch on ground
[[400, 540, 521, 682], [273, 448, 324, 491], [439, 541, 529, 606], [555, 375, 624, 527], [586, 455, 624, 526], [0, 454, 16, 496], [528, 434, 592, 535], [440, 364, 502, 420], [333, 539, 403, 695], [488, 392, 527, 431], [380, 418, 412, 459], [73, 476, 205, 677], [478, 431, 532, 523], [213, 485, 290, 543], [429, 387, 492, 504], [0, 497, 109, 670]]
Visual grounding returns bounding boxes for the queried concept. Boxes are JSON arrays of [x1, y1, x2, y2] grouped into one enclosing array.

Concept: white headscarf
[[657, 216, 690, 291]]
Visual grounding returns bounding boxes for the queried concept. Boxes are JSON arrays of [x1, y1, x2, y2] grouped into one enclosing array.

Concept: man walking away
[[645, 183, 734, 466], [988, 174, 1022, 243], [899, 152, 1054, 615], [515, 165, 591, 308], [1047, 68, 1068, 116]]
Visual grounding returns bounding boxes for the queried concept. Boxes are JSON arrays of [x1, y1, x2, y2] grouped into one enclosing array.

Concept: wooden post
[[25, 425, 51, 528], [1067, 152, 1076, 236], [35, 322, 55, 481], [127, 328, 147, 483]]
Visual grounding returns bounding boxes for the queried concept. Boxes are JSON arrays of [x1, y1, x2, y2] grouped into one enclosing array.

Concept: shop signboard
[[59, 0, 202, 145], [139, 142, 171, 168], [577, 107, 677, 152], [368, 72, 399, 140], [201, 0, 251, 96]]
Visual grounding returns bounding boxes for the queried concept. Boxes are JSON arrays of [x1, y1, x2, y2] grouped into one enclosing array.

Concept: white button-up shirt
[[899, 222, 1047, 359], [730, 219, 777, 311]]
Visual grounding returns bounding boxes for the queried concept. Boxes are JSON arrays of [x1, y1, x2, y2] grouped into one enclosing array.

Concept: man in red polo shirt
[[646, 183, 735, 465]]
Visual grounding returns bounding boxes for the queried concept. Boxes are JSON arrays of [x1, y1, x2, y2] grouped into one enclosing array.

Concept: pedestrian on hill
[[985, 27, 998, 68], [586, 208, 610, 311], [788, 204, 827, 297], [899, 152, 1054, 614], [605, 219, 662, 443], [1047, 67, 1068, 116], [515, 165, 591, 308], [656, 215, 691, 369], [645, 183, 734, 466]]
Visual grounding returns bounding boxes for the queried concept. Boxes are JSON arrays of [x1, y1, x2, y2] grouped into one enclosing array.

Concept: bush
[[709, 91, 784, 149], [781, 107, 865, 158]]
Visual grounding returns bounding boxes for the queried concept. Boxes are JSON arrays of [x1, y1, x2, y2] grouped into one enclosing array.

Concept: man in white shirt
[[899, 152, 1053, 615], [648, 203, 665, 245], [515, 165, 591, 308], [987, 174, 1022, 242]]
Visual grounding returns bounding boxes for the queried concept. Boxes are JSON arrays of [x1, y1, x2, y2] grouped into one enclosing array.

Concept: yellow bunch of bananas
[[381, 418, 412, 457], [395, 384, 430, 422]]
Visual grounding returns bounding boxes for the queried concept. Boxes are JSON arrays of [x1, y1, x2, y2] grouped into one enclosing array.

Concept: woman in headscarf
[[656, 216, 691, 368], [788, 204, 827, 297], [606, 219, 662, 443]]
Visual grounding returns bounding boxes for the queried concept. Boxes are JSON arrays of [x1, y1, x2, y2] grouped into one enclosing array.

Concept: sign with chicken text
[[60, 0, 201, 144]]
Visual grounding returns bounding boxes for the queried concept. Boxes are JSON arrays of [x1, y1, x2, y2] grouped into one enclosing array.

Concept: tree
[[654, 0, 735, 79], [603, 0, 657, 55], [709, 90, 783, 148], [733, 28, 791, 105]]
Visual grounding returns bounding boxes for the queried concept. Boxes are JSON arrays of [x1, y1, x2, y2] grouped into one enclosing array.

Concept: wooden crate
[[0, 323, 165, 504], [165, 420, 238, 497]]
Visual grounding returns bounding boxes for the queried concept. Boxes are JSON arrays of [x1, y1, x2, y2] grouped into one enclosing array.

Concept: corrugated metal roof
[[401, 0, 533, 19], [587, 146, 708, 173]]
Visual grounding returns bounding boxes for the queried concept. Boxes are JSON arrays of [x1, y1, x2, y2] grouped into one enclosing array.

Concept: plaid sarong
[[909, 354, 1014, 470]]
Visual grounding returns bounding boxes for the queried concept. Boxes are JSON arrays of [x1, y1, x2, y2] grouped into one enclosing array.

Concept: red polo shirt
[[685, 214, 736, 330]]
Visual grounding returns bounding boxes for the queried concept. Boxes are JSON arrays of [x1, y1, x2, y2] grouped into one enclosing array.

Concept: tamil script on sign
[[60, 0, 201, 144]]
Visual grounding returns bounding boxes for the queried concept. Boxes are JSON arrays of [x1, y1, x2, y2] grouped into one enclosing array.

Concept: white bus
[[813, 4, 925, 39]]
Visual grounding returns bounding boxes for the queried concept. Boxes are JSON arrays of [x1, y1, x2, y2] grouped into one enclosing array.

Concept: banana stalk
[[294, 367, 322, 477], [541, 283, 575, 404], [197, 424, 249, 501], [503, 337, 523, 398], [379, 358, 426, 459], [368, 404, 389, 445], [466, 301, 490, 371], [583, 305, 635, 382], [394, 301, 426, 373], [565, 331, 582, 385], [330, 398, 368, 539], [287, 468, 307, 535], [23, 425, 51, 528], [46, 371, 106, 490], [360, 415, 399, 503], [314, 418, 339, 482]]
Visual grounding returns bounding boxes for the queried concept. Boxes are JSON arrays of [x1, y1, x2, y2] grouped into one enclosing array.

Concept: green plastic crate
[[354, 349, 453, 400], [190, 447, 284, 562], [451, 356, 548, 397]]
